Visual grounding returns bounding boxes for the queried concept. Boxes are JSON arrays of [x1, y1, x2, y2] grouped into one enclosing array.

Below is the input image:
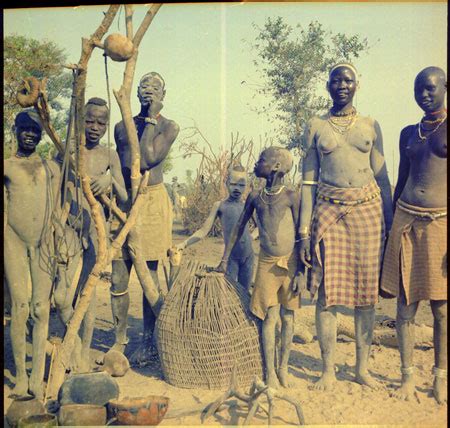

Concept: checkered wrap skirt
[[380, 200, 447, 304], [309, 180, 385, 307]]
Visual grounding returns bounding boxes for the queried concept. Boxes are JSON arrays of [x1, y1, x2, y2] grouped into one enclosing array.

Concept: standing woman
[[298, 64, 393, 391], [380, 67, 447, 404]]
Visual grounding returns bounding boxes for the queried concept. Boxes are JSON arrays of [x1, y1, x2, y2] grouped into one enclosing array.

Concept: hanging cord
[[104, 52, 114, 230]]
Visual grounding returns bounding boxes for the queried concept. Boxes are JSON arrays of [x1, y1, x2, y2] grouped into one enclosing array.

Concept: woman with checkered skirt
[[298, 63, 393, 391]]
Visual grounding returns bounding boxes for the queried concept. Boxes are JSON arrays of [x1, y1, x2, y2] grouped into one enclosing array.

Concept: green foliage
[[248, 18, 370, 154], [4, 34, 72, 157]]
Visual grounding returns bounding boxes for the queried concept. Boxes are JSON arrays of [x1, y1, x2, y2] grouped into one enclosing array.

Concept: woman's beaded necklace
[[327, 107, 357, 134]]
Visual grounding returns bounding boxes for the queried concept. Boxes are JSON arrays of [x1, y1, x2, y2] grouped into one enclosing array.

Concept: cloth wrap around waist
[[380, 199, 447, 304], [309, 180, 385, 307], [250, 248, 300, 320], [110, 182, 173, 261]]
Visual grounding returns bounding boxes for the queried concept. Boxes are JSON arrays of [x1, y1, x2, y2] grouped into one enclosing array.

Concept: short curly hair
[[261, 146, 293, 175], [85, 97, 110, 117]]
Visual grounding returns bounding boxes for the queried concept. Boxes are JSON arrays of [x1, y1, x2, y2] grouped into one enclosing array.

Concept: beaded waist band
[[397, 200, 447, 220], [317, 189, 381, 206]]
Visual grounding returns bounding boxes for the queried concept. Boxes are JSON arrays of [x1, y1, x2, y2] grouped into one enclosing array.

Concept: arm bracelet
[[303, 180, 319, 186]]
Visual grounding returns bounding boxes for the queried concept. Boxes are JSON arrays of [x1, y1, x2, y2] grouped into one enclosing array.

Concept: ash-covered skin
[[299, 64, 393, 391], [217, 147, 301, 389], [4, 111, 60, 399], [110, 72, 180, 366]]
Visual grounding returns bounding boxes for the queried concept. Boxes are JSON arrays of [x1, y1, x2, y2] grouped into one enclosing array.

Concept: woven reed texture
[[156, 261, 263, 390]]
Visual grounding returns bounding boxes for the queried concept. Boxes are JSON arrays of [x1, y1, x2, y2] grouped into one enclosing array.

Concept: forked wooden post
[[45, 4, 162, 401]]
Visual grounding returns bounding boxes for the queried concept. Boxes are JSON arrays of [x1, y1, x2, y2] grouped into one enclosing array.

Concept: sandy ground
[[3, 224, 447, 426]]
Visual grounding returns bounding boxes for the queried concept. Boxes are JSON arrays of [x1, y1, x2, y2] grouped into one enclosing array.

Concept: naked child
[[4, 110, 60, 399]]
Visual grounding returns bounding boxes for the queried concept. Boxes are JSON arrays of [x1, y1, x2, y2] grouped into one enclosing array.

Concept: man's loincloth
[[309, 180, 385, 307], [380, 199, 447, 304], [250, 248, 300, 320], [110, 182, 173, 262]]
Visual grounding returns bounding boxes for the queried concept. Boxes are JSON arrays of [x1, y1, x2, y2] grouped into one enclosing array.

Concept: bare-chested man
[[217, 147, 302, 388], [53, 97, 127, 371], [380, 67, 447, 404], [299, 63, 393, 391], [109, 72, 179, 365], [4, 110, 60, 399]]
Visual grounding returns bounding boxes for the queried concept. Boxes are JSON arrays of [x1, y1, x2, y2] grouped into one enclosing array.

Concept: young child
[[177, 164, 256, 290], [217, 147, 302, 388], [4, 110, 60, 398]]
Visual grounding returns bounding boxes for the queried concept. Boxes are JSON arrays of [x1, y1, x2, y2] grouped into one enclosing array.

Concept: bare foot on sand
[[391, 377, 416, 401], [277, 367, 291, 388], [355, 372, 382, 390], [310, 372, 336, 391], [433, 377, 447, 405]]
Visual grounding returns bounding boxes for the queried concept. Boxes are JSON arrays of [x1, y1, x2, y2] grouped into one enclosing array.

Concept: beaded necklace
[[259, 186, 286, 205], [327, 108, 357, 134], [417, 116, 446, 143]]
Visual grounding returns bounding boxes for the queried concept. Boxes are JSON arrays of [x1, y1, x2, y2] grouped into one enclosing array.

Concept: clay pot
[[58, 404, 106, 426], [103, 350, 130, 377], [6, 396, 45, 428], [17, 414, 58, 428], [107, 395, 169, 426], [58, 371, 119, 407], [103, 33, 134, 62]]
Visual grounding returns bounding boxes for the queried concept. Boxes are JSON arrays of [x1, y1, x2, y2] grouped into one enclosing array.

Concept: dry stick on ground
[[44, 5, 121, 401], [112, 4, 165, 314]]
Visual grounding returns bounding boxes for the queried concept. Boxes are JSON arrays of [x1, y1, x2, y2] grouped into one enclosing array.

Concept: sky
[[4, 2, 447, 185]]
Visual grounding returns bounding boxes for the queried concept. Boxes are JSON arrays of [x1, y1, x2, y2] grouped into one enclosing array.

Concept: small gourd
[[103, 33, 134, 62]]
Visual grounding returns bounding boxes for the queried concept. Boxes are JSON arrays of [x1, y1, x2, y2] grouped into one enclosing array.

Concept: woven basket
[[156, 261, 263, 389]]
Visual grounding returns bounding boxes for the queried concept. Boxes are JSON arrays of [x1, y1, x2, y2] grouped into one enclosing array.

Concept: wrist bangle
[[145, 117, 158, 126], [299, 237, 310, 241]]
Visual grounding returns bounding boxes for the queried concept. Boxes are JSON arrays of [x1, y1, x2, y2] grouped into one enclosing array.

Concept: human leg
[[226, 258, 239, 284], [391, 283, 419, 401], [354, 304, 380, 389], [4, 228, 30, 397], [313, 284, 337, 391], [110, 259, 132, 353], [237, 254, 254, 291], [28, 247, 54, 399], [262, 305, 281, 389], [430, 299, 447, 404], [78, 241, 97, 370], [278, 307, 294, 388], [53, 250, 83, 371], [130, 260, 160, 366]]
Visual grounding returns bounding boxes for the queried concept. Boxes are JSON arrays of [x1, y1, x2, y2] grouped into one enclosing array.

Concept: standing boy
[[4, 110, 60, 399], [177, 164, 255, 290], [217, 147, 302, 388]]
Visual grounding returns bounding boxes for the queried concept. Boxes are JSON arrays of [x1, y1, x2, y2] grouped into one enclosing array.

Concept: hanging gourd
[[103, 33, 135, 62], [16, 77, 40, 107]]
